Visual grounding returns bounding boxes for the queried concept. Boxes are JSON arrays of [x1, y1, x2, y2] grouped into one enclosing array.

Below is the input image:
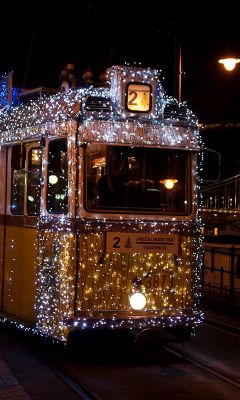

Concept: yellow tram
[[0, 65, 203, 342]]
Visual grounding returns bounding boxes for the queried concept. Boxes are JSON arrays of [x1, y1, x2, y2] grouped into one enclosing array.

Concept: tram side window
[[47, 139, 68, 214], [11, 144, 26, 215], [27, 148, 42, 215]]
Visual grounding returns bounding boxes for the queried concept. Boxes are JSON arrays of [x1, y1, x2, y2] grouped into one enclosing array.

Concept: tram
[[0, 65, 203, 343]]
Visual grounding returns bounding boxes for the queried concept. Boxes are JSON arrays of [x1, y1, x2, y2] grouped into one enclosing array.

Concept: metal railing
[[202, 244, 240, 300]]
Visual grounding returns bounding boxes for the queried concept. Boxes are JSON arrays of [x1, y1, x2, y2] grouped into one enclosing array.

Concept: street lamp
[[218, 57, 240, 71]]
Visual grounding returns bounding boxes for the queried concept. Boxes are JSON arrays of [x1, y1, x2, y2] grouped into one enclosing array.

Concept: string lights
[[0, 65, 203, 341]]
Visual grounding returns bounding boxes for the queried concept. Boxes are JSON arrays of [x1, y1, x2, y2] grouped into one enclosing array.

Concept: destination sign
[[106, 232, 180, 254]]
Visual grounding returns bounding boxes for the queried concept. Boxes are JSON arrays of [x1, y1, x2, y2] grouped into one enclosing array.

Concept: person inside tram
[[96, 148, 129, 207], [59, 61, 77, 93], [99, 69, 108, 86], [80, 67, 94, 87]]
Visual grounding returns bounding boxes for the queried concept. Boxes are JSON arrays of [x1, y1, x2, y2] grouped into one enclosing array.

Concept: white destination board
[[106, 232, 180, 254]]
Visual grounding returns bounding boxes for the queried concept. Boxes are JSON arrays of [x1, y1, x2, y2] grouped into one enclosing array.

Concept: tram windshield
[[85, 144, 191, 214]]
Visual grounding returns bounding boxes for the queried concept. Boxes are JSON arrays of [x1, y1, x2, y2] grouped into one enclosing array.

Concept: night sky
[[1, 1, 240, 124]]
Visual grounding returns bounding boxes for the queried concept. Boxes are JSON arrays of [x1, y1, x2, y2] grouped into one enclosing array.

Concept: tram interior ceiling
[[0, 65, 203, 345]]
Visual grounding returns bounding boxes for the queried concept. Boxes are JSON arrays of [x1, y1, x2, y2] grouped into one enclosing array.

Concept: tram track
[[37, 316, 240, 399], [161, 315, 240, 390], [43, 336, 240, 400], [204, 318, 240, 338], [40, 348, 101, 400], [51, 363, 100, 400], [163, 344, 240, 390]]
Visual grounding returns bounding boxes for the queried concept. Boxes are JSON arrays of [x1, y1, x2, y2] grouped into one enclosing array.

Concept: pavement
[[0, 356, 31, 400], [0, 324, 80, 400]]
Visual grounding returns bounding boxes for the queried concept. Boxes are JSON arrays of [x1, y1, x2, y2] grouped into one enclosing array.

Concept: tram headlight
[[49, 174, 58, 184], [129, 292, 146, 310]]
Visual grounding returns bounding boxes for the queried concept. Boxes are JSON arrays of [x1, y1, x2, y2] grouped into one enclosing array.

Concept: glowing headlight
[[129, 292, 146, 310], [49, 175, 58, 184]]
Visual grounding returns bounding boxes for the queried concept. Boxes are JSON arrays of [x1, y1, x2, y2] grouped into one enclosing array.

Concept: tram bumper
[[64, 309, 204, 331]]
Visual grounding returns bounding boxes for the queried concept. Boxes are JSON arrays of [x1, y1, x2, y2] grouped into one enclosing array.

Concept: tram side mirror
[[201, 148, 221, 183]]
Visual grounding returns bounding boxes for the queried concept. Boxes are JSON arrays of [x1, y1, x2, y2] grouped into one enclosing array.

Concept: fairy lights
[[76, 224, 195, 311], [0, 65, 203, 341]]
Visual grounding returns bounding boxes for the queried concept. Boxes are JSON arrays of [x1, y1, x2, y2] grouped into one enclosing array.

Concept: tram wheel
[[134, 328, 175, 356], [165, 326, 193, 342], [67, 329, 136, 358]]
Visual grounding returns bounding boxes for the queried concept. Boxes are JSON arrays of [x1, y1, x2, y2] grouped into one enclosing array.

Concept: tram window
[[47, 139, 68, 214], [11, 144, 26, 215], [27, 148, 42, 215], [85, 144, 191, 214]]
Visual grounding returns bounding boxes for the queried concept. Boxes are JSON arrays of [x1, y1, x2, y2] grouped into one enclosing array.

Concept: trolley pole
[[178, 43, 182, 103]]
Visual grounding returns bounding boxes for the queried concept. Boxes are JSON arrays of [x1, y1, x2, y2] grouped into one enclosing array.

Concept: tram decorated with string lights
[[0, 65, 203, 342]]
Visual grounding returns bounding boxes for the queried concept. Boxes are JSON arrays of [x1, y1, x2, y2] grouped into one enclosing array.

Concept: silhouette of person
[[59, 62, 77, 93], [80, 67, 94, 88], [96, 148, 129, 206], [99, 69, 107, 85]]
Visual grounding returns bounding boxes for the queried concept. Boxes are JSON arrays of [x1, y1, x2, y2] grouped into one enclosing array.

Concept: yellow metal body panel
[[2, 225, 37, 324]]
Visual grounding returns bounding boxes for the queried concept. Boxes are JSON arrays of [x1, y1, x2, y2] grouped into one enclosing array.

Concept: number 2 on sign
[[128, 91, 137, 106], [113, 236, 120, 248]]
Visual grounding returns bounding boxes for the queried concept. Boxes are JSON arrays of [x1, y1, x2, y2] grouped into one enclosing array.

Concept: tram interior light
[[27, 195, 34, 202], [55, 194, 66, 200], [160, 179, 178, 189], [129, 292, 146, 310]]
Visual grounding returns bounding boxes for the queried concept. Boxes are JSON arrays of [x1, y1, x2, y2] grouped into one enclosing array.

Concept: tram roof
[[0, 67, 200, 148]]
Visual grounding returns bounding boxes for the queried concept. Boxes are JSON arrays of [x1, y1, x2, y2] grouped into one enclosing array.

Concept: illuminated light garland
[[77, 233, 191, 312], [0, 65, 203, 341], [0, 72, 19, 110], [36, 219, 76, 340], [0, 65, 199, 146], [35, 217, 203, 340]]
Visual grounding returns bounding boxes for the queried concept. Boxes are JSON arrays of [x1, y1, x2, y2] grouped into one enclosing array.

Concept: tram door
[[1, 142, 42, 323]]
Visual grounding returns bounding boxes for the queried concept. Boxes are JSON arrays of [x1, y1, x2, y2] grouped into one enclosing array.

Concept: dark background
[[1, 1, 240, 125]]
